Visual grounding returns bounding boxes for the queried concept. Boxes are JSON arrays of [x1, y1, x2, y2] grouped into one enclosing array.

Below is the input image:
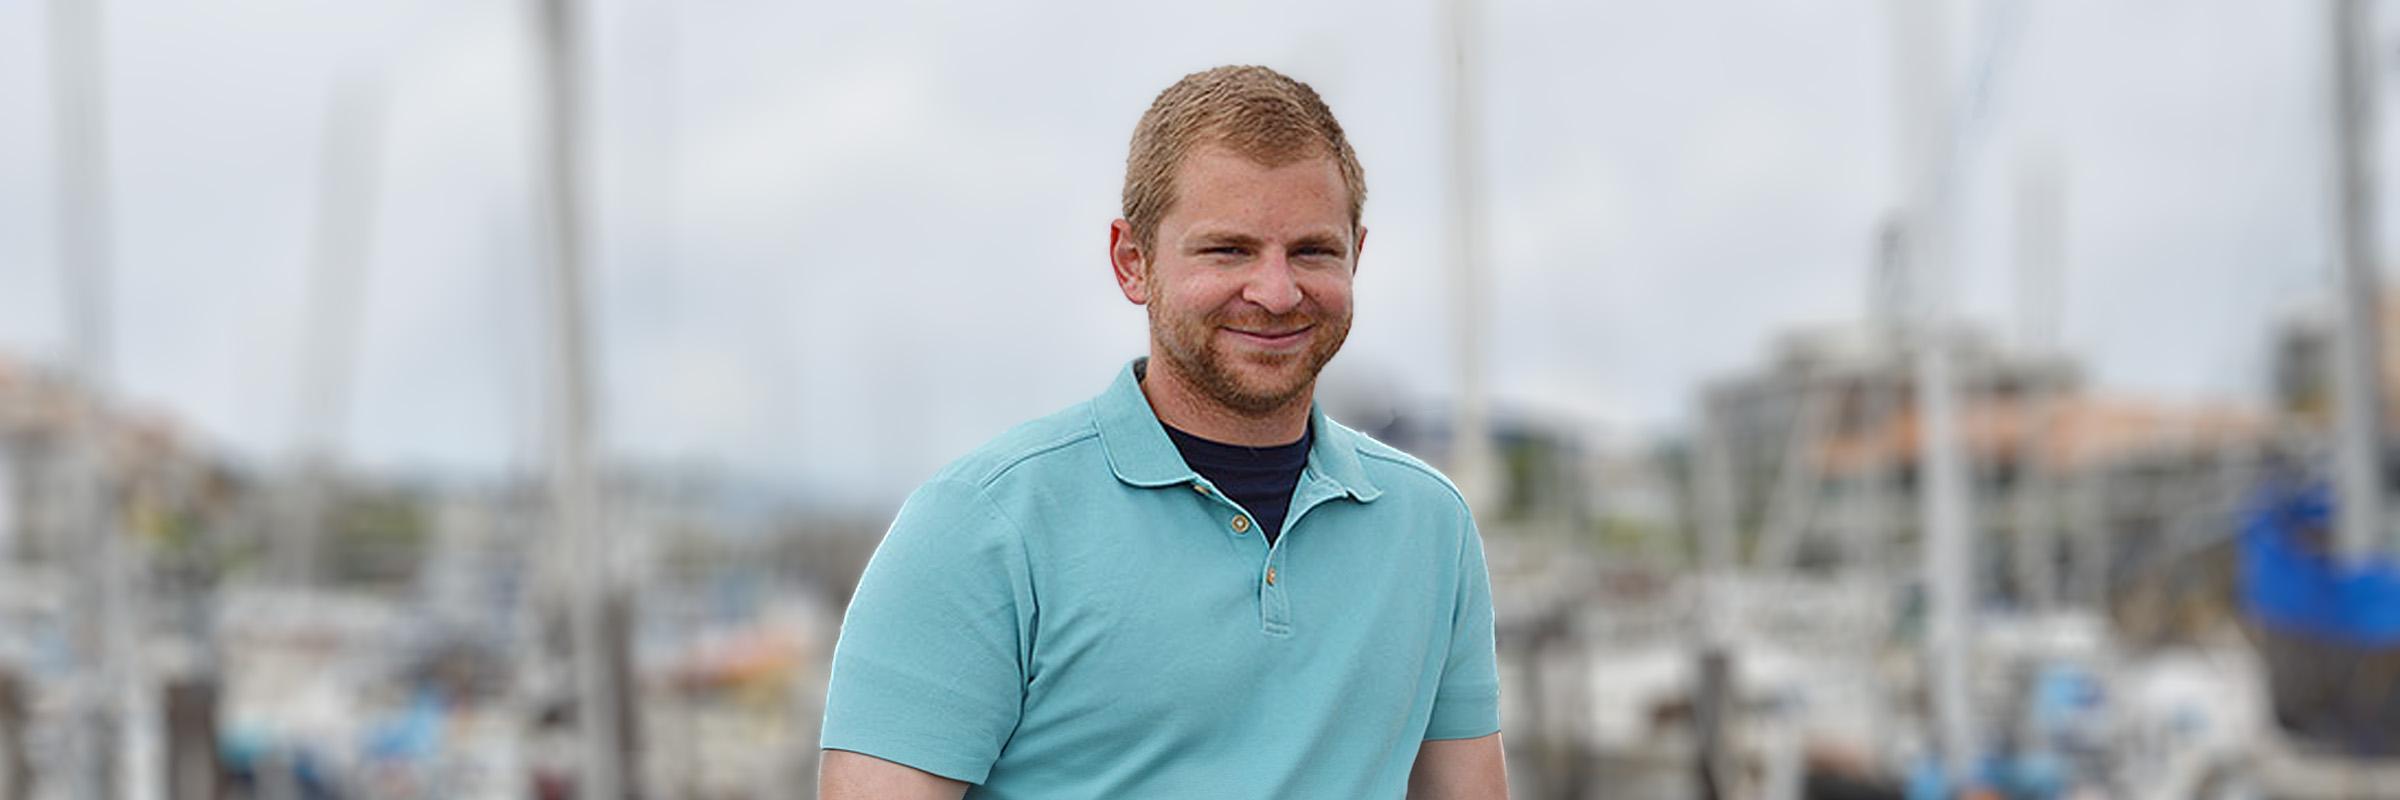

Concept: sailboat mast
[[1885, 0, 1980, 779], [47, 0, 153, 796], [2327, 0, 2388, 562], [533, 0, 627, 796], [1443, 0, 1494, 508]]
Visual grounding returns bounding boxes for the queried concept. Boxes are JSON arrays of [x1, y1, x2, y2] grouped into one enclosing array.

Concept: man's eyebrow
[[1185, 231, 1265, 249], [1290, 232, 1350, 252]]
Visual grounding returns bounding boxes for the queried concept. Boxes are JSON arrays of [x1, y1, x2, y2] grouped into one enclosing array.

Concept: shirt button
[[1266, 567, 1278, 586], [1231, 514, 1250, 533]]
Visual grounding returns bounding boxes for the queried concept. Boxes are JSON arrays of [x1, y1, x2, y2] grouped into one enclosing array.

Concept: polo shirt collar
[[1094, 358, 1382, 503]]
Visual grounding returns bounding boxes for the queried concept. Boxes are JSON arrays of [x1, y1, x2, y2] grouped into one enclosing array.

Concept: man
[[818, 65, 1508, 799]]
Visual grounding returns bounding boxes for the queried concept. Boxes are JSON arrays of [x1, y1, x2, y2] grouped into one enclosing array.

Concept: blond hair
[[1122, 66, 1366, 250]]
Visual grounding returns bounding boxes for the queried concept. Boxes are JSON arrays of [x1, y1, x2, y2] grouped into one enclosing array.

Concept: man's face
[[1114, 147, 1360, 415]]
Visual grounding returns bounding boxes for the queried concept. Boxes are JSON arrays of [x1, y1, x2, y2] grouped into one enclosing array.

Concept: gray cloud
[[0, 0, 2363, 499]]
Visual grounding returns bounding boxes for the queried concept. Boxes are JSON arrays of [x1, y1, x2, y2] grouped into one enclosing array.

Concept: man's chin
[[1162, 346, 1325, 414], [1216, 370, 1315, 412]]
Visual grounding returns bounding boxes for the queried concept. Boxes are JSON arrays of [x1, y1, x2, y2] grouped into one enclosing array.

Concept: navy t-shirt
[[1162, 422, 1312, 545]]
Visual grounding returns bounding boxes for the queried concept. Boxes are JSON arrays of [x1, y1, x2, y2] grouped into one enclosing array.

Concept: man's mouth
[[1224, 324, 1314, 350]]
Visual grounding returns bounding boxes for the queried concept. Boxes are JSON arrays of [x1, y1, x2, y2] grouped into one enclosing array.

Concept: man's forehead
[[1170, 151, 1348, 211]]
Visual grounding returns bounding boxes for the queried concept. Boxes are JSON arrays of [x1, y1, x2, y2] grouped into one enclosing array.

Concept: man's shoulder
[[1322, 416, 1471, 514], [921, 400, 1106, 493]]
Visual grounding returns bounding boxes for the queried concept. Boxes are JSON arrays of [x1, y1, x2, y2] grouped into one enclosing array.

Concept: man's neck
[[1138, 355, 1312, 447]]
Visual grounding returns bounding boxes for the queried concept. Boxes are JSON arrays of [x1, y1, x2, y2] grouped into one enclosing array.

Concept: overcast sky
[[0, 1, 2369, 503]]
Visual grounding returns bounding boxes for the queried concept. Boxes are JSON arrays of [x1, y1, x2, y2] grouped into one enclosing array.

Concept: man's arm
[[819, 480, 1032, 787], [1408, 732, 1508, 799], [820, 749, 969, 800]]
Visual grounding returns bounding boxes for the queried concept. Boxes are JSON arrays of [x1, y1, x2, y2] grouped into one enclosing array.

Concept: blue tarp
[[2238, 482, 2400, 647]]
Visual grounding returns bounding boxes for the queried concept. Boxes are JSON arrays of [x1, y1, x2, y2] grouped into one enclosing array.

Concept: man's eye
[[1203, 247, 1244, 256]]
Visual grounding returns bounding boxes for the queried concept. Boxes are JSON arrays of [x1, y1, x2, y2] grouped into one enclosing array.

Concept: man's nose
[[1241, 252, 1303, 314]]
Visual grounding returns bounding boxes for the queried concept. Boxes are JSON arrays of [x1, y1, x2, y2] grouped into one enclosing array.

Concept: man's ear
[[1110, 219, 1151, 305], [1353, 225, 1368, 275]]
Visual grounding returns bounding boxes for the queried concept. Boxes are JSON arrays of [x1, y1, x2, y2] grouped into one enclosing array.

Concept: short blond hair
[[1122, 66, 1366, 251]]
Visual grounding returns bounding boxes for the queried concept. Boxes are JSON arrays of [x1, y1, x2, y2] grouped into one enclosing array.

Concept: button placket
[[1254, 474, 1350, 638], [1190, 479, 1291, 634], [1259, 560, 1292, 635], [1259, 537, 1292, 632]]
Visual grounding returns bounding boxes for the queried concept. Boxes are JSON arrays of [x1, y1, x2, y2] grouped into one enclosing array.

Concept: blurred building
[[1695, 323, 2272, 607], [1696, 324, 2072, 569], [0, 353, 260, 800], [0, 352, 260, 665], [0, 355, 247, 571]]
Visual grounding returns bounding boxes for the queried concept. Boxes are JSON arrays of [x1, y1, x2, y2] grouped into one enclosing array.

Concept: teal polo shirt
[[821, 359, 1501, 798]]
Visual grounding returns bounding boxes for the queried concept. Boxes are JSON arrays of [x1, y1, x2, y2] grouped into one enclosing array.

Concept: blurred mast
[[1848, 219, 1911, 756], [1885, 0, 1980, 780], [284, 80, 384, 587], [1443, 0, 1494, 507], [2012, 149, 2063, 613], [533, 0, 627, 798], [1753, 377, 1832, 571], [47, 1, 153, 797], [1851, 221, 1908, 580], [2327, 0, 2388, 562], [1691, 407, 1740, 797]]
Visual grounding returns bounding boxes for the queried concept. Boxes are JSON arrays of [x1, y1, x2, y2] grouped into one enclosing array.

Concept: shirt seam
[[926, 476, 1041, 753], [1358, 448, 1471, 509], [819, 744, 989, 785], [967, 428, 1103, 488]]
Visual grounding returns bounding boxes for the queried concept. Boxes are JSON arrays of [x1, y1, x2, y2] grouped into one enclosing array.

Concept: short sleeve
[[820, 478, 1034, 784], [1424, 517, 1502, 740]]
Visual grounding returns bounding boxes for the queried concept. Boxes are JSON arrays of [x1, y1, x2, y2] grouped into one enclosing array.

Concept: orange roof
[[1817, 395, 2269, 474]]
